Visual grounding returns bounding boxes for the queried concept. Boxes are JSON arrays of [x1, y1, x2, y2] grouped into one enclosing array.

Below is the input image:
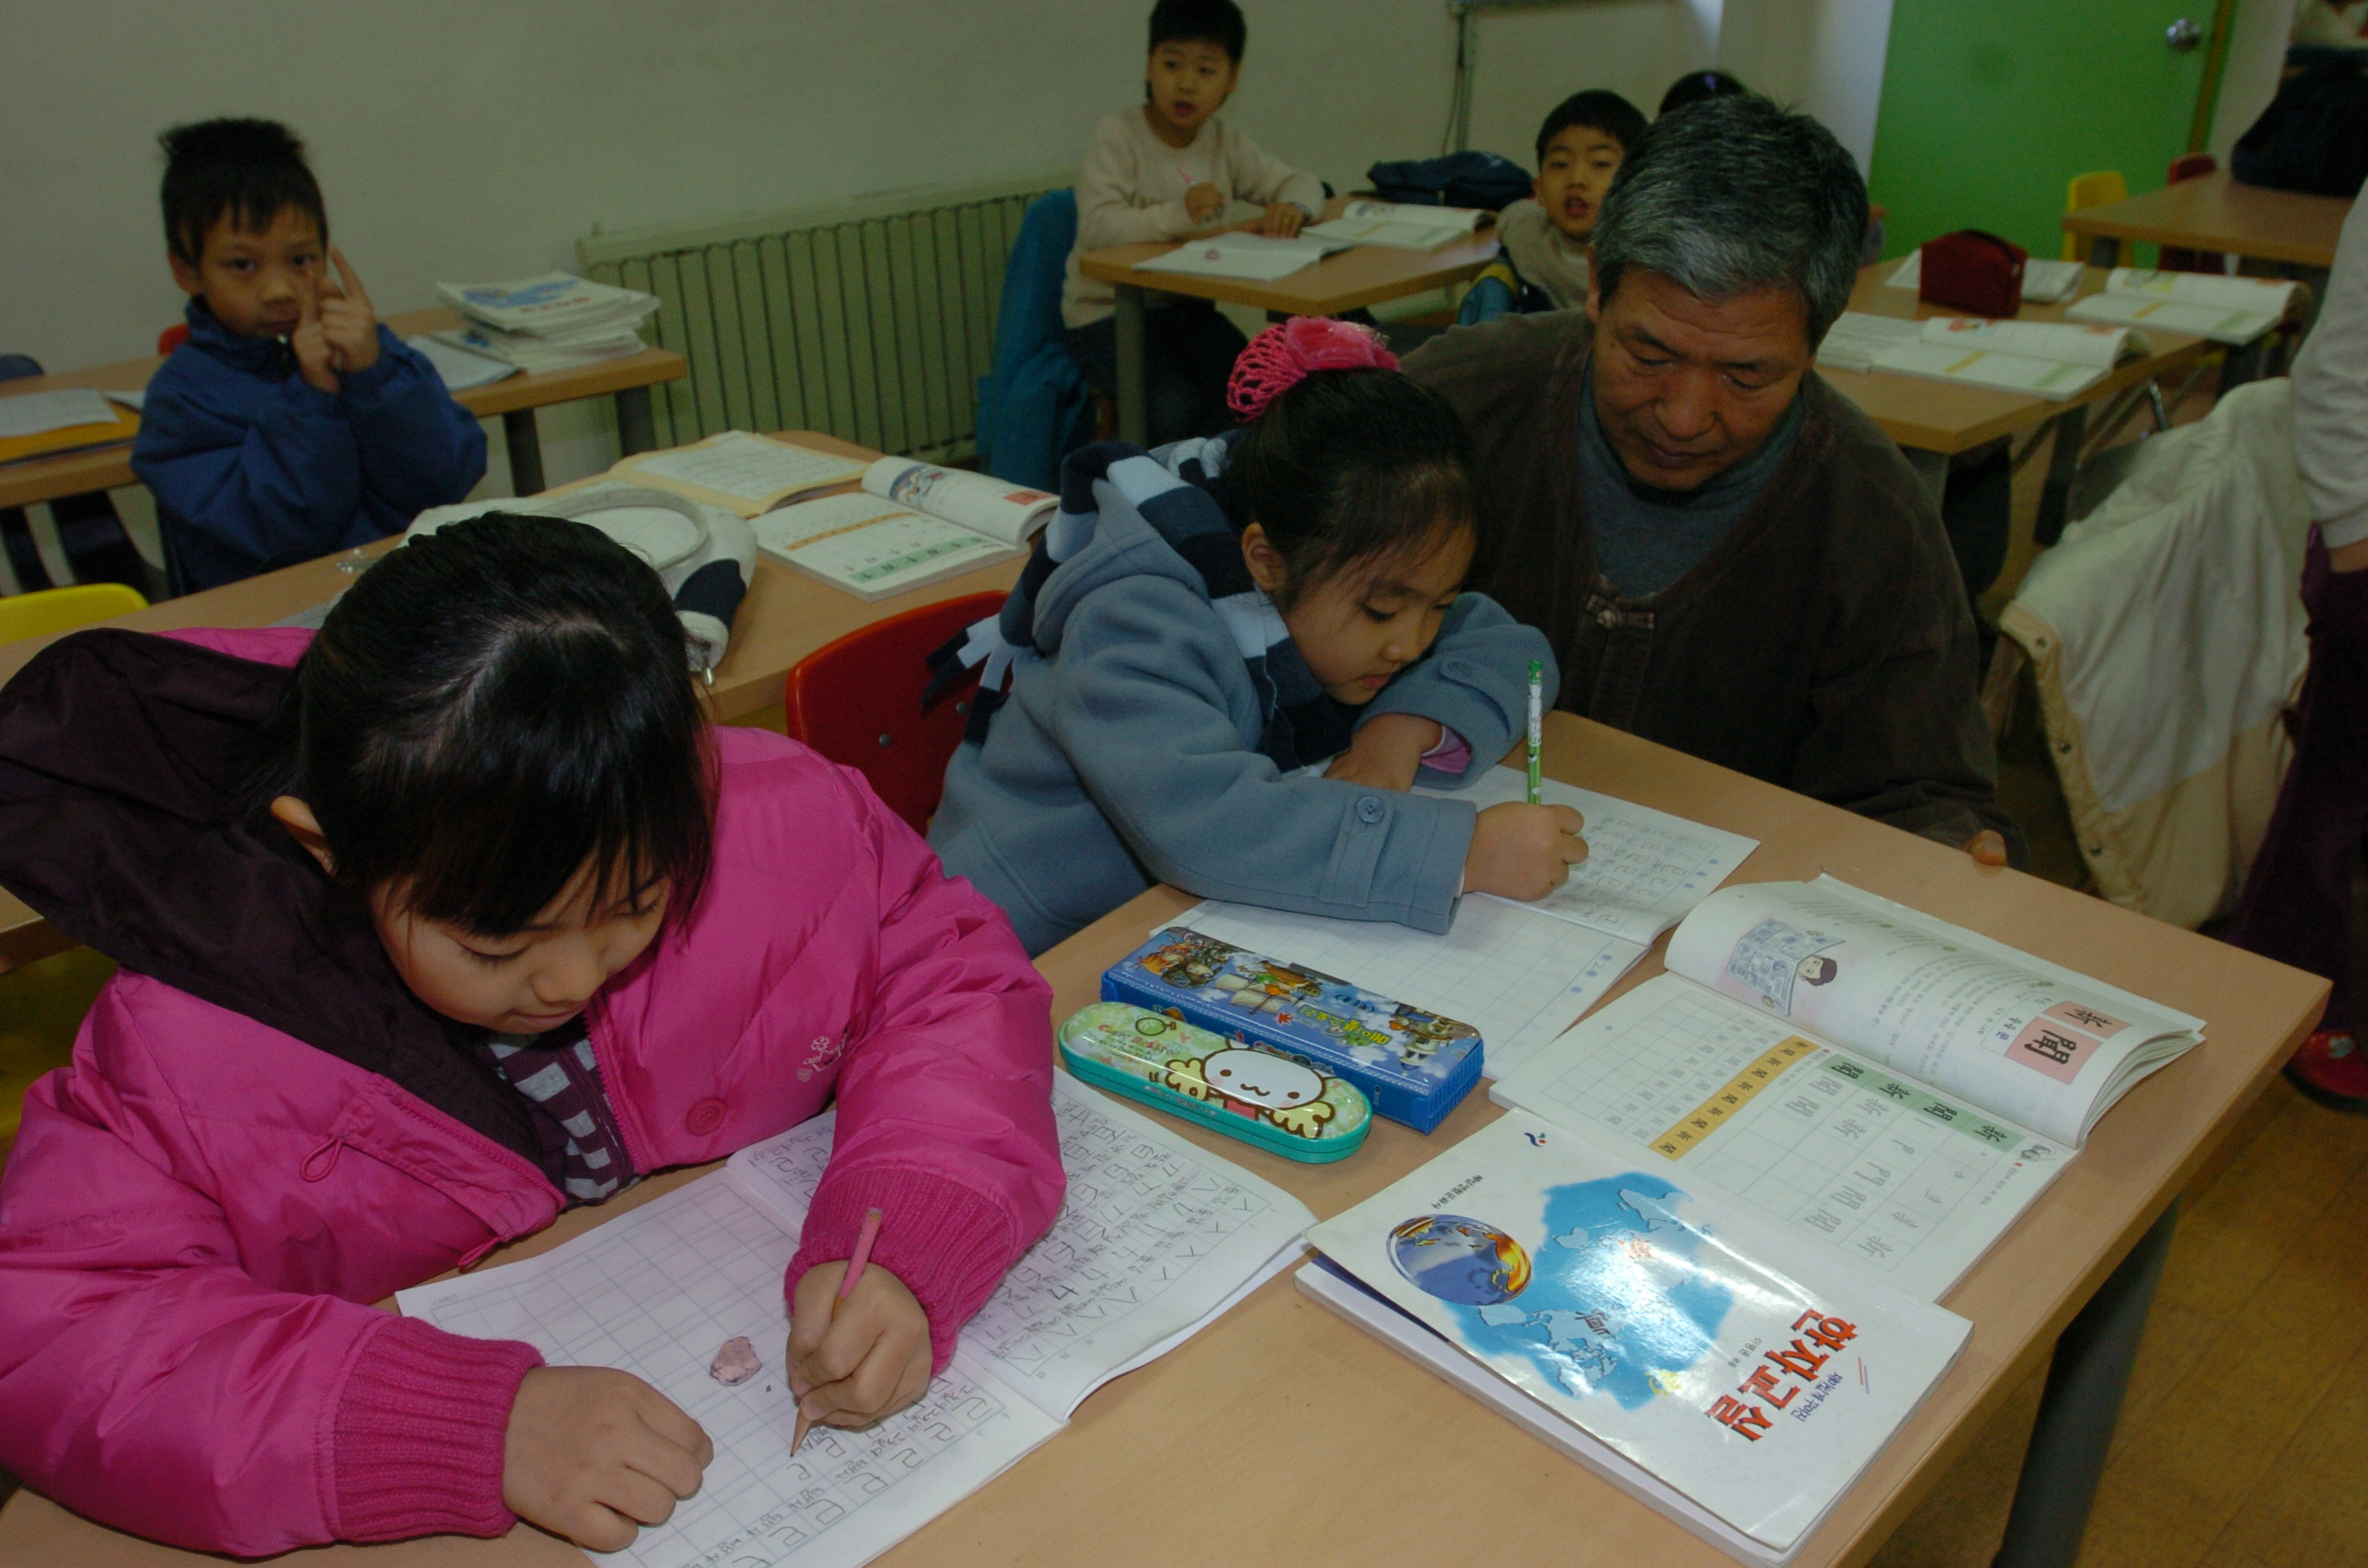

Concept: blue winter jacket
[[132, 300, 486, 590], [929, 466, 1559, 955]]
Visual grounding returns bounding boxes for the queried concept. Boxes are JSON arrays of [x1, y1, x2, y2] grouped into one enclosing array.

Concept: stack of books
[[432, 272, 661, 373]]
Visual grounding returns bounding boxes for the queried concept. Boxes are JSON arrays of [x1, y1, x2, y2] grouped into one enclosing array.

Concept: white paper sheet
[[727, 1077, 1313, 1419], [1133, 232, 1345, 282], [1418, 767, 1759, 944], [0, 387, 118, 439], [1175, 894, 1645, 1079], [407, 332, 520, 391], [397, 1178, 1059, 1568]]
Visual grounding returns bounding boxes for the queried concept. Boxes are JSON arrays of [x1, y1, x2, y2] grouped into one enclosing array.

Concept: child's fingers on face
[[329, 245, 370, 305]]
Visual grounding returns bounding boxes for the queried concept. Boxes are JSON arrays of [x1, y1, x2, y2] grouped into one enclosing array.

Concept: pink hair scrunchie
[[1225, 316, 1400, 424]]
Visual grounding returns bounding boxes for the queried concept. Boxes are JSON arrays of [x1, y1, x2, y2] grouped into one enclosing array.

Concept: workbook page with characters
[[1663, 877, 2203, 1146], [399, 1075, 1310, 1568], [1301, 1114, 1969, 1564]]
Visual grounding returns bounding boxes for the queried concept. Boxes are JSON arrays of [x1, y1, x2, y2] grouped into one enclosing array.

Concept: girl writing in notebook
[[931, 316, 1588, 955], [0, 517, 1063, 1555]]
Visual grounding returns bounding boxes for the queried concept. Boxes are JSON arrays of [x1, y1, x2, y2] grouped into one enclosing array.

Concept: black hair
[[1658, 69, 1749, 117], [160, 117, 328, 266], [244, 514, 714, 937], [1535, 89, 1648, 165], [1149, 0, 1246, 61], [1226, 369, 1476, 608]]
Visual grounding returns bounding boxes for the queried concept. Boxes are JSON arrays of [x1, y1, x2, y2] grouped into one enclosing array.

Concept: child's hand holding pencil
[[787, 1208, 932, 1450]]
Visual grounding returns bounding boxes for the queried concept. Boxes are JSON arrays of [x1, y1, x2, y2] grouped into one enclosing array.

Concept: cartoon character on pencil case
[[1161, 1047, 1338, 1138], [1389, 1007, 1478, 1064], [1139, 931, 1233, 992], [1209, 953, 1327, 1013]]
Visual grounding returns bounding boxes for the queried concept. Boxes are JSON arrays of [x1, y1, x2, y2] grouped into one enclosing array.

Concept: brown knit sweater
[[1406, 310, 2024, 858]]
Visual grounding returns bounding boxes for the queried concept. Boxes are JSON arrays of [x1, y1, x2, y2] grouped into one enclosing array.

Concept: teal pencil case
[[1058, 1001, 1372, 1164]]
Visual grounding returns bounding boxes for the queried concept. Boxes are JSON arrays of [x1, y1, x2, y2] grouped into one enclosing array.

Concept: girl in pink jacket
[[0, 514, 1065, 1555]]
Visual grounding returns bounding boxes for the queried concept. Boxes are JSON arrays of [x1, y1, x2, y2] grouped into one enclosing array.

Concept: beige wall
[[0, 0, 1879, 505]]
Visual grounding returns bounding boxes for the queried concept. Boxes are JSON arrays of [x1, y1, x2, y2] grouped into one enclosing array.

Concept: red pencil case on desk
[[1919, 230, 2027, 318]]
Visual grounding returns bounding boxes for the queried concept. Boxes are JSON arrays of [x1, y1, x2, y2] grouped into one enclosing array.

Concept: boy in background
[[1064, 0, 1326, 444], [133, 119, 484, 592], [1457, 90, 1645, 326]]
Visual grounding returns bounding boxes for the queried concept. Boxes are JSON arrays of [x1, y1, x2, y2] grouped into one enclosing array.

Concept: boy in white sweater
[[2227, 192, 2368, 1109], [1064, 0, 1325, 444]]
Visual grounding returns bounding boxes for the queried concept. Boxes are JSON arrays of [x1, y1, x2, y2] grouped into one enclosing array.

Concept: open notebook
[[398, 1074, 1310, 1568], [1817, 312, 2143, 399], [1303, 200, 1489, 250], [1172, 766, 1759, 1079], [1300, 1114, 1970, 1566], [752, 458, 1054, 600], [2066, 267, 2296, 344], [1490, 874, 2203, 1301]]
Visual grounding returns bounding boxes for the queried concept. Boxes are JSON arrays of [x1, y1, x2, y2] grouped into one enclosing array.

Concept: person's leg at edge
[[2227, 528, 2368, 1108]]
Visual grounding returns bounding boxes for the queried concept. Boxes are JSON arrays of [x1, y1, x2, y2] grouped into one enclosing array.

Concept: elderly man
[[1407, 94, 2022, 865]]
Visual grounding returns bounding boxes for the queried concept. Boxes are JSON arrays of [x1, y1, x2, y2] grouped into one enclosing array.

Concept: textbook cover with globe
[[1301, 1112, 1970, 1564]]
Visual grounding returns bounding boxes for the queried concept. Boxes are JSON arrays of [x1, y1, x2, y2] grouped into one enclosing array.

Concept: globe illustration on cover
[[1389, 1214, 1533, 1305]]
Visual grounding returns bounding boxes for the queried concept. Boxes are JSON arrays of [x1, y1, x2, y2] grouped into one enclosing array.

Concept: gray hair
[[1591, 93, 1868, 346]]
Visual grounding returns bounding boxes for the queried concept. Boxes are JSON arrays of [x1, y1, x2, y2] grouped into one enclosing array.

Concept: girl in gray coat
[[930, 317, 1588, 955]]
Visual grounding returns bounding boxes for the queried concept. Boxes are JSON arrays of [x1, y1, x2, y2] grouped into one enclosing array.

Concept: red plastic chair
[[781, 591, 1008, 833], [2161, 154, 2226, 274], [157, 323, 190, 355]]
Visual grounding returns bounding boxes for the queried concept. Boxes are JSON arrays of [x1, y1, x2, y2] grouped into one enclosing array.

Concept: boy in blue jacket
[[133, 119, 485, 591]]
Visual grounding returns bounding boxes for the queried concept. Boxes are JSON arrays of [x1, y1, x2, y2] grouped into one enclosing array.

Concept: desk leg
[[1115, 284, 1148, 448], [1904, 447, 1950, 510], [503, 408, 546, 497], [2034, 404, 2087, 548], [2087, 236, 2121, 269], [614, 385, 658, 455], [2218, 336, 2267, 394], [1990, 1201, 2179, 1568]]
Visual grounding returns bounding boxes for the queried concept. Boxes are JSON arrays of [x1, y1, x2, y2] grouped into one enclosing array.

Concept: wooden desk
[[0, 715, 2327, 1568], [2061, 172, 2351, 271], [0, 432, 1022, 974], [0, 308, 689, 513], [1076, 197, 1501, 444], [1824, 262, 2214, 540]]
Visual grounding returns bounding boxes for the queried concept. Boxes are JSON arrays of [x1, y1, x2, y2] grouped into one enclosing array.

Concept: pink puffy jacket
[[0, 627, 1063, 1555]]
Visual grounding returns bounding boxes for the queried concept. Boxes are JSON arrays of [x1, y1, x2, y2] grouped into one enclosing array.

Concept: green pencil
[[1526, 658, 1543, 805]]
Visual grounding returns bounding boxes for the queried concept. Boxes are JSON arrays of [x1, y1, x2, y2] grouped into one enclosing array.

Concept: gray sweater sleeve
[[1358, 593, 1559, 785], [1049, 576, 1476, 931]]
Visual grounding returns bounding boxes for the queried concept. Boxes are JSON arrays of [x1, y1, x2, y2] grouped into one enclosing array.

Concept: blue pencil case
[[1098, 926, 1484, 1133], [1059, 1002, 1372, 1163]]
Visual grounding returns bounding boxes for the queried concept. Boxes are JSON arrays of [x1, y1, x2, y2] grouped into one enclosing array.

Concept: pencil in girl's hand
[[792, 1207, 886, 1455], [1526, 659, 1543, 806]]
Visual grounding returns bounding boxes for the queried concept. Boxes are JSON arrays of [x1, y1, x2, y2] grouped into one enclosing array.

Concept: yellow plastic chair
[[2062, 170, 2130, 261], [0, 581, 147, 643]]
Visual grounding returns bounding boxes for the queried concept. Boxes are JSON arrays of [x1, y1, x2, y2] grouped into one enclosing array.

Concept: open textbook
[[1300, 1114, 1970, 1565], [1303, 199, 1490, 249], [752, 458, 1055, 600], [609, 429, 873, 517], [1133, 230, 1348, 282], [1886, 250, 2086, 304], [399, 1074, 1312, 1568], [1490, 875, 2204, 1301], [1817, 312, 2144, 399], [2066, 267, 2297, 344], [1173, 768, 1758, 1079]]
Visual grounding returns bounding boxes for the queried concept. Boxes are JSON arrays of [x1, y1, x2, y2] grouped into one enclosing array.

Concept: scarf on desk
[[926, 435, 1360, 772], [1496, 199, 1594, 312]]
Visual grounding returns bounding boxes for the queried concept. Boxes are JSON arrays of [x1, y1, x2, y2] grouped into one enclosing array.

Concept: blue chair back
[[976, 190, 1095, 491]]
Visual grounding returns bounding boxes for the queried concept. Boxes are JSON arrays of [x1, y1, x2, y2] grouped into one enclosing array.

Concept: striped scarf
[[929, 436, 1359, 772]]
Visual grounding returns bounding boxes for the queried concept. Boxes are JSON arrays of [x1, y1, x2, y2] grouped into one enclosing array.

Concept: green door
[[1867, 0, 2220, 262]]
